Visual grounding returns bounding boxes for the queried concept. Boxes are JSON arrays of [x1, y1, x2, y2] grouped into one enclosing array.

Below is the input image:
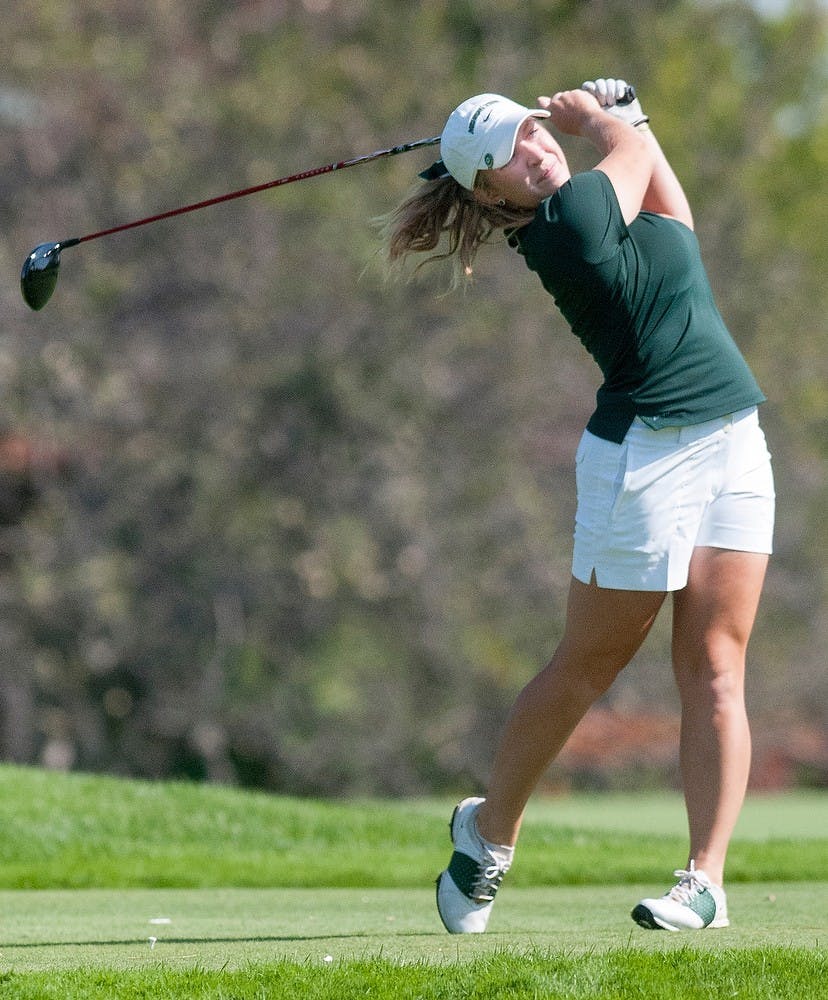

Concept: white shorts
[[572, 407, 775, 591]]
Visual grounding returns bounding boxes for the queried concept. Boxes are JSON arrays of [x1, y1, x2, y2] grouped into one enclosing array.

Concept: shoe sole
[[631, 903, 729, 931], [631, 903, 670, 930], [435, 802, 465, 934], [449, 803, 460, 838], [435, 872, 453, 933]]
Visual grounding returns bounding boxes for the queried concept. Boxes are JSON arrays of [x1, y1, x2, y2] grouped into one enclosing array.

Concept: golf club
[[20, 135, 440, 311], [21, 86, 639, 311]]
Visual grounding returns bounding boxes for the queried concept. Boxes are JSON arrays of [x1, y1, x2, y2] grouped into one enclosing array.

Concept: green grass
[[1, 950, 826, 1000], [0, 765, 825, 888], [0, 883, 824, 968], [0, 766, 825, 998]]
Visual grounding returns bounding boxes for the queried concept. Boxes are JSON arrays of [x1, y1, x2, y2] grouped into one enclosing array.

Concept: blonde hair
[[382, 175, 534, 284]]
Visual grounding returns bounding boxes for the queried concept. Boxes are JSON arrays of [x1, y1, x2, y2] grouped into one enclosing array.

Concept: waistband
[[630, 406, 758, 445]]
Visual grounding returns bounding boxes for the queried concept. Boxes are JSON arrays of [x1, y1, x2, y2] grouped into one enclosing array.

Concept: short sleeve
[[518, 170, 628, 278]]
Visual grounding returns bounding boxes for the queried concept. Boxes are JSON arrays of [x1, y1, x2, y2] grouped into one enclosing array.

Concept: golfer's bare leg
[[477, 576, 666, 847], [671, 547, 768, 886]]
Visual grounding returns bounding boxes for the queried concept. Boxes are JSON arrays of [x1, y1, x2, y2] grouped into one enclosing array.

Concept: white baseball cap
[[438, 94, 551, 191]]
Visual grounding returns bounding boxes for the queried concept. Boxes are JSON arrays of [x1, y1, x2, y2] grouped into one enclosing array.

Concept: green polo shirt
[[509, 170, 764, 443]]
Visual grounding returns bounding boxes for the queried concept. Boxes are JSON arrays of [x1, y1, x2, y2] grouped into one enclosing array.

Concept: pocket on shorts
[[737, 422, 773, 475], [575, 431, 629, 528]]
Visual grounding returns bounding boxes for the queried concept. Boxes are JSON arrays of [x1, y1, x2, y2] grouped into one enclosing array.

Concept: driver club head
[[21, 242, 62, 311]]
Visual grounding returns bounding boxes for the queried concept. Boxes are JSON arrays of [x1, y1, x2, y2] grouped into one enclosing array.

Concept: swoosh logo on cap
[[468, 100, 498, 133]]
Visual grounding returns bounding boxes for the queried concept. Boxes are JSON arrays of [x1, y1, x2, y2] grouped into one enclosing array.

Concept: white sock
[[474, 816, 514, 863]]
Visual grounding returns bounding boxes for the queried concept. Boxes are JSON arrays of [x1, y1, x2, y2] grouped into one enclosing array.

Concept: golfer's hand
[[582, 78, 649, 128], [582, 78, 630, 108], [537, 89, 605, 136]]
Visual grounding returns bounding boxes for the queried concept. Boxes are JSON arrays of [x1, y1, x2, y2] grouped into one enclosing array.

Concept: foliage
[[1, 1, 826, 794]]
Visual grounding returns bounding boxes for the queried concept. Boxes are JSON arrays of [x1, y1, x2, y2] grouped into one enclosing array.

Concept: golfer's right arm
[[542, 89, 654, 224]]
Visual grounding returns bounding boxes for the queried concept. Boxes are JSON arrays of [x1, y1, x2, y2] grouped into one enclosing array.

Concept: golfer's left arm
[[581, 78, 693, 230], [638, 130, 694, 229]]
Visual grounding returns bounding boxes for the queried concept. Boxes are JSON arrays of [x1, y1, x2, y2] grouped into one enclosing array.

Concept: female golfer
[[386, 79, 774, 932]]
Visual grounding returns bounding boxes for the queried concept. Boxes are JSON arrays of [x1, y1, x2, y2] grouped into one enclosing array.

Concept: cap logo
[[484, 153, 494, 167], [468, 100, 498, 134]]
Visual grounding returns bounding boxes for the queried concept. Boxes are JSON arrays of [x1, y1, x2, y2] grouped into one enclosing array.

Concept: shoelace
[[667, 861, 713, 904], [471, 858, 510, 902]]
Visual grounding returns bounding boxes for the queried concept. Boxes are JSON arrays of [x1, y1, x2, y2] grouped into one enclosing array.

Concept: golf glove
[[582, 78, 650, 129]]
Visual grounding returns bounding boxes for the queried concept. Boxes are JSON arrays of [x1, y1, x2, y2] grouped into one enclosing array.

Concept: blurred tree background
[[1, 0, 826, 795]]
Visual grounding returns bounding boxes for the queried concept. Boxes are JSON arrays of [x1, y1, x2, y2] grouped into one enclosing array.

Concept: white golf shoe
[[632, 861, 729, 931], [435, 796, 513, 933]]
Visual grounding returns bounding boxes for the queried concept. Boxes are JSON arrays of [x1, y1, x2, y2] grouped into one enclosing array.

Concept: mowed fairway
[[0, 767, 824, 997], [0, 883, 825, 971]]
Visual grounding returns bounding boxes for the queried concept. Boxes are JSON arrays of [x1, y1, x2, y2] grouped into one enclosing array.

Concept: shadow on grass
[[0, 932, 447, 948]]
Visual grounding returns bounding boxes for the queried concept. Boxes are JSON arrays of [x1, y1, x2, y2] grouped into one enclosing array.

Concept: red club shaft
[[70, 136, 441, 247]]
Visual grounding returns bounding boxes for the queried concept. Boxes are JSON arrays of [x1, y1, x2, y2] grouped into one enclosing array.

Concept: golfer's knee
[[557, 648, 628, 701], [674, 643, 746, 709]]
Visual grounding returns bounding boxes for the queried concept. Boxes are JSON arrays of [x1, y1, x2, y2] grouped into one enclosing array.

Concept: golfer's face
[[485, 119, 570, 209]]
